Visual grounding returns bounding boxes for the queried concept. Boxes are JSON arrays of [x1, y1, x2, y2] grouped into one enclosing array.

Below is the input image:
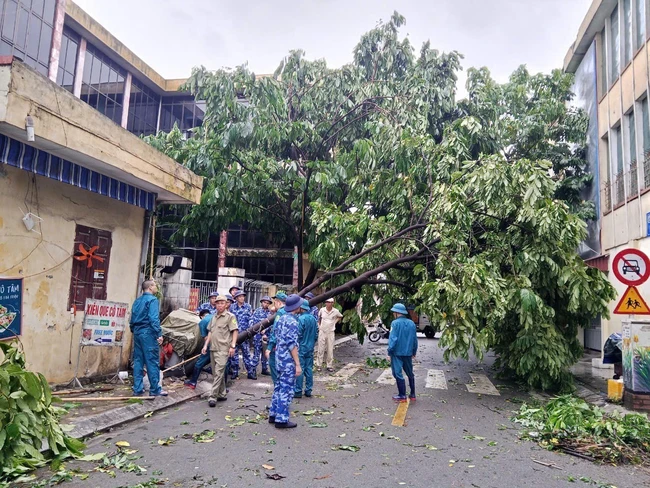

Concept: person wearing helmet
[[387, 303, 418, 403], [305, 292, 319, 321], [197, 290, 219, 314], [268, 294, 303, 429], [294, 299, 318, 398], [252, 296, 273, 376], [229, 290, 255, 380]]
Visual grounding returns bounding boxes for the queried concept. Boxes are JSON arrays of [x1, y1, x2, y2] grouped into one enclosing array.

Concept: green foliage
[[514, 395, 650, 465], [365, 357, 391, 369], [149, 13, 613, 391], [0, 341, 85, 484]]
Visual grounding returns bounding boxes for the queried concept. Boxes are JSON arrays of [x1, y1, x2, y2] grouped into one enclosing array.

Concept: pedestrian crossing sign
[[613, 286, 650, 314]]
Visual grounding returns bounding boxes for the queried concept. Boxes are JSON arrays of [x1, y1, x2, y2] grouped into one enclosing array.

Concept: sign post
[[70, 299, 129, 388]]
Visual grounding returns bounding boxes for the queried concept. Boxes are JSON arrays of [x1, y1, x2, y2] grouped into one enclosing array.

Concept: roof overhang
[[564, 0, 617, 73], [0, 58, 203, 205]]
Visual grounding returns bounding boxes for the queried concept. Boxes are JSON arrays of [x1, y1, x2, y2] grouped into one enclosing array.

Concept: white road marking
[[315, 363, 361, 383], [375, 368, 396, 385], [425, 369, 448, 389], [466, 373, 500, 396]]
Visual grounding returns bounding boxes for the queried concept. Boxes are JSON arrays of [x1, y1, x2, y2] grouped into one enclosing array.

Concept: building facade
[[0, 0, 204, 383], [566, 0, 650, 354]]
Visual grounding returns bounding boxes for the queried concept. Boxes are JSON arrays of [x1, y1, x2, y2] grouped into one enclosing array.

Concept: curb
[[63, 380, 212, 439], [334, 334, 357, 348]]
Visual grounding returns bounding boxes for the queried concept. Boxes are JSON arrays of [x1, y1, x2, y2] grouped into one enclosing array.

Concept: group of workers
[[129, 280, 419, 428]]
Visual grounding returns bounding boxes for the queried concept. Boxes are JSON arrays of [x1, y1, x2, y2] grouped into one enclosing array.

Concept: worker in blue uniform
[[268, 294, 302, 429], [252, 296, 273, 376], [130, 280, 167, 396], [294, 299, 318, 398], [197, 290, 219, 314], [229, 290, 255, 379], [185, 309, 212, 389], [305, 292, 319, 321], [265, 292, 287, 384], [387, 303, 418, 402]]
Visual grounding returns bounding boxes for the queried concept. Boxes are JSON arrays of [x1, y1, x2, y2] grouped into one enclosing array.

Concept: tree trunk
[[303, 263, 319, 287]]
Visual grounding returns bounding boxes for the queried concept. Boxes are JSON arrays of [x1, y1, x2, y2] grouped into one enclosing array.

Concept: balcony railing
[[601, 180, 612, 212], [628, 160, 639, 196], [644, 151, 650, 190], [614, 170, 625, 205]]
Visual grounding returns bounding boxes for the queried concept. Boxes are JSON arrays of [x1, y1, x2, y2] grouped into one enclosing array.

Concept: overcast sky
[[74, 0, 593, 94]]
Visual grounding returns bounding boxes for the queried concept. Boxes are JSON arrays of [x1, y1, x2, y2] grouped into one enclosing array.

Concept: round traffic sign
[[612, 249, 650, 286]]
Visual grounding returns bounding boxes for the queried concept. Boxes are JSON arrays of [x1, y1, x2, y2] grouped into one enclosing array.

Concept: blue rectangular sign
[[0, 278, 22, 340]]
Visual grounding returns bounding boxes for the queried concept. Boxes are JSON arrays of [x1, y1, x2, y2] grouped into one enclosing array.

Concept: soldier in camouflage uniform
[[265, 292, 287, 384], [252, 296, 273, 376], [229, 290, 255, 379], [268, 294, 302, 429]]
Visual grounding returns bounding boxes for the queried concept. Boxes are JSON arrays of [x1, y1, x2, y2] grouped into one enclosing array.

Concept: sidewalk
[[570, 349, 643, 416]]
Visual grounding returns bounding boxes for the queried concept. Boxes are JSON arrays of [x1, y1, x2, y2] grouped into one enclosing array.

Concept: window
[[626, 111, 639, 195], [610, 5, 620, 85], [613, 126, 625, 204], [80, 43, 126, 125], [225, 256, 294, 285], [624, 0, 633, 65], [642, 97, 650, 189], [69, 224, 112, 310], [635, 0, 646, 51], [599, 28, 608, 97], [0, 0, 56, 76], [127, 78, 160, 137], [159, 97, 205, 135], [56, 28, 78, 93]]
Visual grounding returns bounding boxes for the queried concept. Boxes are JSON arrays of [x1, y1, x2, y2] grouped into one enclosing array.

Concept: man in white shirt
[[316, 298, 343, 372]]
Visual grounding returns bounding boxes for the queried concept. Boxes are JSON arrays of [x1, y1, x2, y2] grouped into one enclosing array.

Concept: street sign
[[613, 286, 650, 314], [612, 249, 650, 286]]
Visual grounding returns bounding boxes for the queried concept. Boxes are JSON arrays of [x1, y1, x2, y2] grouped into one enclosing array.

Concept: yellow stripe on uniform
[[391, 399, 409, 426]]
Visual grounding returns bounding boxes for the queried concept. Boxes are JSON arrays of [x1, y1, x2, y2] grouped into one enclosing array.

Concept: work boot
[[275, 421, 297, 429], [208, 398, 217, 407], [247, 372, 257, 380], [392, 395, 408, 402], [268, 416, 276, 424], [408, 395, 416, 402], [396, 378, 406, 398], [261, 369, 271, 376], [293, 392, 302, 398], [305, 392, 312, 398]]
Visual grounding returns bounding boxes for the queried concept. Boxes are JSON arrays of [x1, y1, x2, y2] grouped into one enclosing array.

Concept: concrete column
[[47, 0, 68, 83], [218, 231, 228, 269], [121, 72, 132, 129], [292, 246, 299, 287], [73, 38, 86, 98]]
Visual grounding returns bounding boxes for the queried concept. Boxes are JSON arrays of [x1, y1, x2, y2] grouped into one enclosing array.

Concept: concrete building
[[565, 0, 650, 353], [0, 0, 203, 383]]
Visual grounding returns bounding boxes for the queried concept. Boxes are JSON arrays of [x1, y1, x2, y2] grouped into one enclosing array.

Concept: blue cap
[[233, 290, 246, 299], [273, 292, 287, 301], [225, 293, 235, 302], [300, 299, 310, 311], [390, 303, 408, 315], [305, 292, 315, 299], [260, 296, 272, 303], [208, 290, 218, 298], [285, 294, 302, 312]]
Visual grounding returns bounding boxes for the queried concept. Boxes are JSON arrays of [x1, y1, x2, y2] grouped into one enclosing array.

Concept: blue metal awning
[[0, 134, 156, 210]]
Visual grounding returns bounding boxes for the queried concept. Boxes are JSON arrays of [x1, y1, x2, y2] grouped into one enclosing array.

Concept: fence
[[190, 278, 293, 310]]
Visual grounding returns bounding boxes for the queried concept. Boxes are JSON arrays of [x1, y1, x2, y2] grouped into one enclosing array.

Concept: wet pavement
[[30, 336, 650, 488]]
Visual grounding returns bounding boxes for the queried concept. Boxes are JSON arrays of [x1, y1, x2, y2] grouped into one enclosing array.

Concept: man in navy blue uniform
[[197, 290, 219, 315], [230, 290, 256, 379], [251, 296, 273, 376], [268, 294, 302, 429], [305, 292, 319, 322], [294, 299, 318, 398], [185, 309, 212, 389], [130, 280, 167, 397], [387, 303, 418, 402]]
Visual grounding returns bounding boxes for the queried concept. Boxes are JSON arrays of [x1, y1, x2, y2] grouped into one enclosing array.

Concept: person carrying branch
[[201, 295, 238, 407]]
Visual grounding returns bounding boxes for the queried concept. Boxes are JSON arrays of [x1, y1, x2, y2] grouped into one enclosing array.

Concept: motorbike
[[368, 321, 389, 342]]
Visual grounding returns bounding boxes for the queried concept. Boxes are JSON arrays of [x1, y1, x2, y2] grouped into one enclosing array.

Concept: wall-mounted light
[[25, 115, 35, 142]]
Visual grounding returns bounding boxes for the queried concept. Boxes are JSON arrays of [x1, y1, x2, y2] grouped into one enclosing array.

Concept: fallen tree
[[153, 13, 614, 391]]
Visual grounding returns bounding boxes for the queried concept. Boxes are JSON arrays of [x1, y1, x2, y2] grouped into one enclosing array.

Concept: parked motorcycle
[[368, 321, 389, 342]]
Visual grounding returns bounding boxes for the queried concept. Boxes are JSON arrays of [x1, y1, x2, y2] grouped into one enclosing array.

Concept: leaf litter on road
[[331, 445, 360, 452]]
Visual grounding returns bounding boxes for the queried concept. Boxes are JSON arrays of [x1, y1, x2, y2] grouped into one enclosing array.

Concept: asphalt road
[[40, 336, 650, 488]]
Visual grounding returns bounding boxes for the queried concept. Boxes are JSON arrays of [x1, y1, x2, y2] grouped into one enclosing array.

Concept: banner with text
[[81, 299, 128, 346]]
